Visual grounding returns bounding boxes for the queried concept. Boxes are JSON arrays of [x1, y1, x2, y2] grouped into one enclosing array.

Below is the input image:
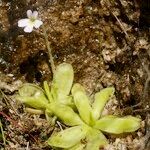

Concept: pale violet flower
[[18, 10, 43, 33]]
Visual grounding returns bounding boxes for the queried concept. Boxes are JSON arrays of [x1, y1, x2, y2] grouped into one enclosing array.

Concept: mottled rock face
[[0, 0, 149, 104]]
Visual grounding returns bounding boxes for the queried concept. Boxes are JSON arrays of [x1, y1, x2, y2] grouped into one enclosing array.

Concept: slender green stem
[[42, 25, 56, 75]]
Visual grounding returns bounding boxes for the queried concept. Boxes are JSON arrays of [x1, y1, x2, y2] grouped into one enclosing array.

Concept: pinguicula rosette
[[16, 63, 141, 150]]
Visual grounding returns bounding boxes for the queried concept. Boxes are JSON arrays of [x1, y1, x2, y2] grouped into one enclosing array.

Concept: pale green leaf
[[51, 63, 74, 102], [57, 95, 75, 108], [48, 103, 83, 126], [72, 84, 93, 125], [85, 128, 108, 150], [92, 87, 114, 120], [67, 143, 85, 150], [16, 83, 48, 109], [43, 81, 53, 102], [94, 115, 141, 134], [48, 125, 87, 149]]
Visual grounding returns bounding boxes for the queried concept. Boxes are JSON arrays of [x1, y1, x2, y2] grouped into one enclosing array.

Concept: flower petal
[[34, 20, 43, 28], [18, 19, 29, 27], [32, 11, 38, 18], [27, 10, 32, 18], [24, 25, 34, 33]]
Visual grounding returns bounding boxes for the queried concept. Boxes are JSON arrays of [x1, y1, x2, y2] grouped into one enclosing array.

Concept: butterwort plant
[[16, 63, 141, 150]]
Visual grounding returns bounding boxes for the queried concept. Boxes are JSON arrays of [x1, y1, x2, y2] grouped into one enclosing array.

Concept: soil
[[0, 0, 150, 149]]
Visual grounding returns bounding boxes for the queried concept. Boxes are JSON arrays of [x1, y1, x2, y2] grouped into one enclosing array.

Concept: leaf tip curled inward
[[92, 87, 115, 120], [16, 83, 48, 109]]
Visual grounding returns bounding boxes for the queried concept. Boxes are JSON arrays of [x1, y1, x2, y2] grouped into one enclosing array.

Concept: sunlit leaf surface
[[51, 63, 74, 102], [85, 128, 108, 150], [48, 125, 87, 148], [72, 84, 92, 125], [92, 87, 114, 120], [67, 143, 85, 150], [43, 81, 53, 102], [48, 103, 83, 126], [16, 83, 48, 109], [94, 115, 141, 134]]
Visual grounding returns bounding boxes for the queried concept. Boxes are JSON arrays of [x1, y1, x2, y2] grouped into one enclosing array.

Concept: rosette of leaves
[[47, 84, 141, 150], [16, 63, 141, 150]]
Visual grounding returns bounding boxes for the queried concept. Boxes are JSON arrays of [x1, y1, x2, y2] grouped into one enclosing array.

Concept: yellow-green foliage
[[16, 63, 141, 150]]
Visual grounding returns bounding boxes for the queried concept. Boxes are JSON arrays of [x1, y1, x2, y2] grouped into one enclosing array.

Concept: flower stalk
[[18, 10, 56, 75], [42, 25, 56, 75]]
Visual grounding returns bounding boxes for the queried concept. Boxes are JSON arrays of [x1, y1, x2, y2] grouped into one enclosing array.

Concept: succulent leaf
[[57, 95, 74, 107], [48, 125, 88, 149], [43, 81, 53, 102], [85, 128, 108, 150], [51, 63, 74, 102], [72, 83, 93, 125], [94, 115, 141, 134], [67, 143, 85, 150], [92, 87, 114, 120], [16, 83, 48, 109], [48, 103, 84, 126]]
